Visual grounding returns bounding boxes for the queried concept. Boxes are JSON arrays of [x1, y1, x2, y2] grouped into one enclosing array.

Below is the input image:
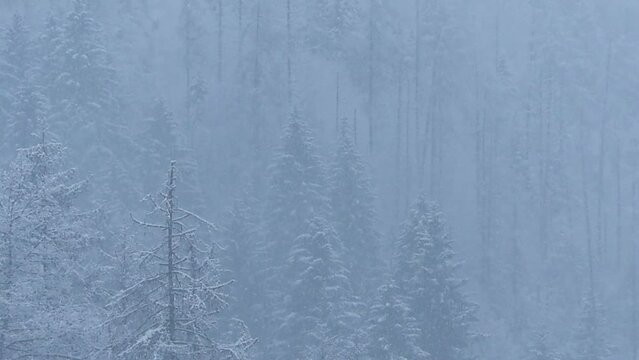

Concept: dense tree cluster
[[1, 0, 637, 358]]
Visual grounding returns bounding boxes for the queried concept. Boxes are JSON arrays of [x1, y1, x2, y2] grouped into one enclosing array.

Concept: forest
[[0, 0, 637, 359]]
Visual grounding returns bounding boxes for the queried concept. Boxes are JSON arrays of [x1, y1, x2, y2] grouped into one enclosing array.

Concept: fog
[[0, 0, 637, 359]]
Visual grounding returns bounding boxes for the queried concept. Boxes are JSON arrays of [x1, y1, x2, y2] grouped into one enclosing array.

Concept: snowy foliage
[[329, 122, 380, 296], [365, 282, 429, 360], [394, 197, 477, 360], [276, 217, 363, 359], [2, 0, 636, 358], [105, 161, 255, 360], [0, 141, 98, 359]]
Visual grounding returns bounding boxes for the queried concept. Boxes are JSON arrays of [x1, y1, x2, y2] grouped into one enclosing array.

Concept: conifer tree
[[365, 281, 429, 360], [0, 14, 42, 150], [46, 0, 137, 209], [106, 161, 255, 359], [329, 122, 380, 296], [276, 217, 363, 359], [0, 15, 29, 114], [251, 116, 329, 354], [0, 140, 99, 359], [395, 197, 477, 360], [263, 116, 328, 273]]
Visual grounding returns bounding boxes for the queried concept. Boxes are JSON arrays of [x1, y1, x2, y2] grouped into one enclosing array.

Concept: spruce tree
[[253, 116, 329, 354], [0, 15, 30, 113], [46, 0, 138, 210], [395, 197, 477, 360], [366, 281, 429, 360], [0, 14, 42, 150], [0, 140, 99, 359], [262, 116, 328, 287], [329, 122, 380, 296], [265, 116, 328, 245], [276, 217, 363, 359]]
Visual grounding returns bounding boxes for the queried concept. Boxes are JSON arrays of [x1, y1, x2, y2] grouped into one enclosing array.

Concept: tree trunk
[[166, 162, 177, 345], [367, 0, 375, 153], [217, 0, 223, 82]]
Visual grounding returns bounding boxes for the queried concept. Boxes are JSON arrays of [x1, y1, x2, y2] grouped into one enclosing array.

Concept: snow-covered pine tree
[[106, 161, 255, 360], [329, 121, 380, 296], [394, 196, 477, 360], [50, 0, 117, 134], [251, 116, 330, 354], [45, 0, 138, 210], [0, 140, 100, 359], [276, 217, 363, 359], [365, 281, 429, 360], [0, 14, 43, 151], [262, 115, 328, 279], [0, 14, 29, 115], [265, 115, 328, 257]]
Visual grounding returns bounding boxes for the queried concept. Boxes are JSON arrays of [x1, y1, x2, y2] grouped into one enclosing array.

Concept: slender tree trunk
[[184, 0, 194, 146], [238, 0, 243, 58], [252, 2, 262, 156], [427, 34, 442, 197], [633, 182, 638, 360], [0, 215, 13, 360], [395, 72, 403, 220], [580, 115, 595, 298], [597, 43, 612, 263], [187, 239, 198, 355], [217, 0, 223, 82], [414, 0, 421, 182], [286, 0, 292, 110], [615, 133, 622, 265], [405, 79, 412, 210], [510, 203, 523, 336], [335, 72, 340, 132], [367, 0, 375, 153], [353, 108, 357, 145], [167, 163, 176, 343]]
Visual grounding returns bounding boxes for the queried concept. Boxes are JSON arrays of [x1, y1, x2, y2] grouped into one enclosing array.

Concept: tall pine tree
[[329, 122, 380, 296], [252, 116, 329, 355], [0, 14, 43, 150], [0, 140, 100, 359], [46, 0, 137, 210], [365, 281, 429, 359], [394, 197, 477, 359], [276, 217, 363, 359]]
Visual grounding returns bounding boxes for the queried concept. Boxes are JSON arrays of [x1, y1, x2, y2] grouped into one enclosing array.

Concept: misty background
[[0, 0, 637, 359]]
